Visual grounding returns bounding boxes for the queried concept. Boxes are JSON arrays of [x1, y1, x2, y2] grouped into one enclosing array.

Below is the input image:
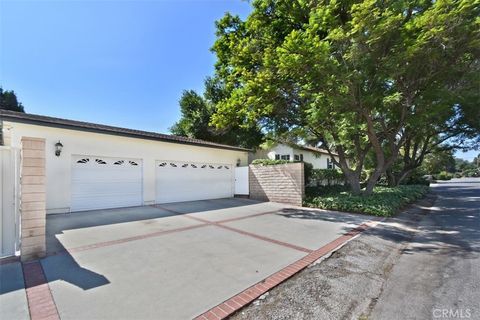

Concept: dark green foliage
[[305, 185, 430, 217], [210, 0, 479, 195], [303, 162, 314, 185], [463, 169, 480, 177], [401, 171, 430, 186], [170, 90, 212, 141], [435, 171, 453, 180], [171, 79, 263, 149], [306, 185, 351, 197], [0, 88, 25, 112], [251, 159, 291, 166], [311, 169, 345, 185]]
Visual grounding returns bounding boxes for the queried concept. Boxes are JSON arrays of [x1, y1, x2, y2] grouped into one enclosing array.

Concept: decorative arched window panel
[[77, 158, 90, 164]]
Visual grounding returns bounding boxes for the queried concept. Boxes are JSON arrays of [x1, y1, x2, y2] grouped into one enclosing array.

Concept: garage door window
[[71, 156, 143, 212], [155, 160, 234, 204]]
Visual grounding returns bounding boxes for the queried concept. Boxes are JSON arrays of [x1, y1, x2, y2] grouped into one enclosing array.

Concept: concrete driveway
[[2, 198, 374, 320]]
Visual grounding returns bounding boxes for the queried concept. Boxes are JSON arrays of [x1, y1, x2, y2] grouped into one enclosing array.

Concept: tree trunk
[[344, 171, 362, 195], [364, 168, 383, 195], [386, 169, 397, 187], [395, 168, 415, 186]]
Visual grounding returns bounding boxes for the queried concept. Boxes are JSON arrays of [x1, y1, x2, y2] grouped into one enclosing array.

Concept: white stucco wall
[[4, 122, 248, 214], [301, 150, 330, 168], [267, 144, 294, 160]]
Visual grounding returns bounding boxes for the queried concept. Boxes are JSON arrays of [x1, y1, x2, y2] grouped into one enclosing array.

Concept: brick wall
[[20, 137, 46, 261], [249, 162, 304, 206]]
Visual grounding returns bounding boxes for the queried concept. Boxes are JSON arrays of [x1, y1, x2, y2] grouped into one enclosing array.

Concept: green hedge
[[251, 159, 291, 165], [463, 169, 480, 177], [434, 171, 453, 180], [304, 185, 429, 217], [312, 168, 344, 181]]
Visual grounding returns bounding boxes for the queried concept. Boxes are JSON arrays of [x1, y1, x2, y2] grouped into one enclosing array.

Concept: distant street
[[371, 178, 480, 319]]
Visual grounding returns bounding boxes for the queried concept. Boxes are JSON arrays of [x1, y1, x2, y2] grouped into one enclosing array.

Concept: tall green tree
[[0, 88, 25, 112], [0, 88, 26, 145], [171, 78, 263, 149], [210, 0, 479, 195]]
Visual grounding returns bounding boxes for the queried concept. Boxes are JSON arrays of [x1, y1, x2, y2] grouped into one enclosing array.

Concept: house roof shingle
[[296, 144, 337, 156], [0, 110, 250, 152]]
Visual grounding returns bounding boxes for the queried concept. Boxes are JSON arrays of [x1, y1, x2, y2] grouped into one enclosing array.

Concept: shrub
[[435, 171, 453, 180], [310, 168, 345, 186], [303, 162, 314, 185], [306, 185, 350, 197], [304, 185, 429, 217], [463, 169, 480, 177], [402, 172, 430, 186], [251, 159, 290, 166]]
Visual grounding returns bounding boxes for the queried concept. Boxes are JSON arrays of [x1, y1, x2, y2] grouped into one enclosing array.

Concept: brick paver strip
[[194, 223, 371, 320], [22, 261, 60, 320], [47, 222, 209, 257], [181, 213, 313, 253], [154, 204, 281, 224], [214, 209, 282, 223]]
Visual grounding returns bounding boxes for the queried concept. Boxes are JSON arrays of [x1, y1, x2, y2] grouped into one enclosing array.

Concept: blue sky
[[0, 1, 477, 161], [1, 0, 251, 133]]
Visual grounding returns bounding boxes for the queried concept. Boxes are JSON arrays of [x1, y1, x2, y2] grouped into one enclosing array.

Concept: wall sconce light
[[236, 158, 241, 167], [54, 141, 63, 157]]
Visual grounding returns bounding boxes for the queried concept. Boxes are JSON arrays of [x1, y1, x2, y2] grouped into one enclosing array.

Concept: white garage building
[[1, 110, 249, 214]]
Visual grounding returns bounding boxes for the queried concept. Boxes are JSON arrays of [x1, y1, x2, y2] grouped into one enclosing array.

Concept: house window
[[275, 154, 281, 160], [327, 158, 335, 169], [294, 154, 304, 162], [281, 154, 290, 161]]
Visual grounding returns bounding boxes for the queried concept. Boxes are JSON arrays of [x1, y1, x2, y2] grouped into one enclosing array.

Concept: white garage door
[[156, 160, 234, 203], [71, 156, 143, 212]]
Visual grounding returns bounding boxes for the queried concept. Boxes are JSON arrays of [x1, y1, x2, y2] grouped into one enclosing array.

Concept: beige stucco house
[[1, 110, 249, 215]]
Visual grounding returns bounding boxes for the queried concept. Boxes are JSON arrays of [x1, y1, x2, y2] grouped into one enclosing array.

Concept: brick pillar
[[20, 137, 46, 261]]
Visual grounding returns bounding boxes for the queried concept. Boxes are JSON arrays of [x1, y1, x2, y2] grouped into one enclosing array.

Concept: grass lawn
[[304, 185, 430, 217]]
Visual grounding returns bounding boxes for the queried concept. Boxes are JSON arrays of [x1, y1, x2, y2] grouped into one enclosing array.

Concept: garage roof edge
[[0, 110, 251, 152]]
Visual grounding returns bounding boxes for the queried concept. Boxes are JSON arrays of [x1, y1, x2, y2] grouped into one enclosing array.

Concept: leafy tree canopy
[[170, 78, 263, 149], [0, 88, 25, 112], [210, 0, 479, 194]]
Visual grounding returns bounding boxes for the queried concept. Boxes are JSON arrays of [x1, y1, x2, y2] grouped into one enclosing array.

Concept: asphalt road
[[370, 178, 480, 320]]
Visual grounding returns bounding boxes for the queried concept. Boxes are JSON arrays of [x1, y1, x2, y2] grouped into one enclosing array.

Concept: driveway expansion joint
[[179, 211, 313, 253]]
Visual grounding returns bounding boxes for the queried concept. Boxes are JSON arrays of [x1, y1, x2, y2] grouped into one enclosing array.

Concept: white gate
[[0, 147, 20, 257], [234, 166, 249, 195]]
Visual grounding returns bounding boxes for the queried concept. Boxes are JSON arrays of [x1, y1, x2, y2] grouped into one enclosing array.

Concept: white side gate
[[0, 147, 20, 257], [234, 166, 249, 195]]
